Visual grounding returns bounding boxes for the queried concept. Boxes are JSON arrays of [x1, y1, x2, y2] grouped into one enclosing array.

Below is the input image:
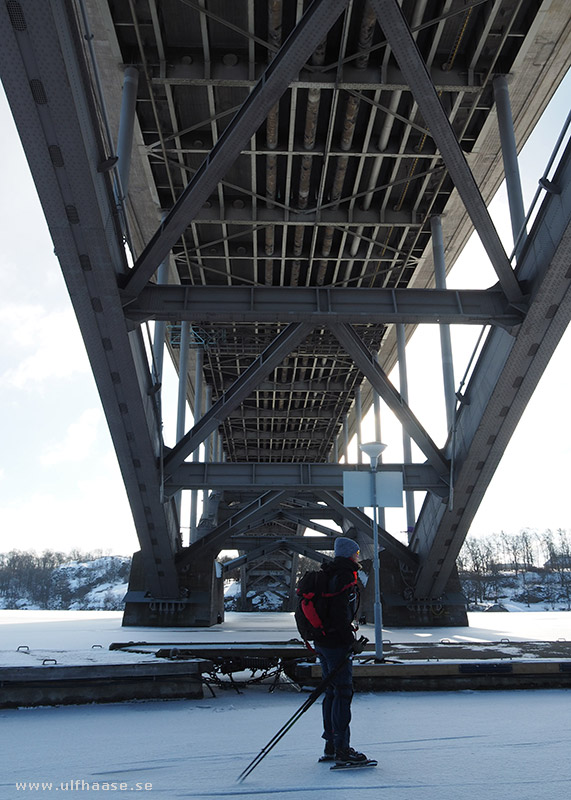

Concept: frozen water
[[1, 610, 571, 799]]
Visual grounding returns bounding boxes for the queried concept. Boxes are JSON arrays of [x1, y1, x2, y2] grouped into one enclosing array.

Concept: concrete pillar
[[430, 215, 456, 431]]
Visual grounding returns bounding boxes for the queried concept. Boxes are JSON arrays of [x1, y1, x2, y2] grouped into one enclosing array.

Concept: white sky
[[0, 70, 570, 557]]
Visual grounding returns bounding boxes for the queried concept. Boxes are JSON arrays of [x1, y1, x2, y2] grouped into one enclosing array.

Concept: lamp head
[[359, 441, 387, 467]]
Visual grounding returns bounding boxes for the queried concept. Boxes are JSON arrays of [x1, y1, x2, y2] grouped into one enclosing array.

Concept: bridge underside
[[1, 0, 570, 627]]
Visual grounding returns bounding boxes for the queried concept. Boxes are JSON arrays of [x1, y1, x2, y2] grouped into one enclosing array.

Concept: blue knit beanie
[[334, 537, 360, 560]]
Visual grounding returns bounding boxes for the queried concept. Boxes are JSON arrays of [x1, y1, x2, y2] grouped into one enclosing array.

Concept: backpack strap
[[321, 570, 358, 597]]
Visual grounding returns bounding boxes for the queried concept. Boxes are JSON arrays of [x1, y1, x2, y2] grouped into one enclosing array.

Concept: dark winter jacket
[[317, 556, 360, 649]]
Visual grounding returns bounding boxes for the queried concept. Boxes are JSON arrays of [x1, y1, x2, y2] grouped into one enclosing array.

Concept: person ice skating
[[315, 536, 370, 766]]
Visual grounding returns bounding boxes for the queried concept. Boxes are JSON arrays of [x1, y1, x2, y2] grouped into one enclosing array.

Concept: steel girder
[[315, 490, 418, 570], [124, 285, 524, 328], [222, 537, 331, 574], [0, 0, 179, 597], [280, 514, 342, 539], [231, 535, 337, 551], [221, 540, 284, 574], [180, 485, 417, 570], [165, 461, 448, 497], [153, 59, 486, 94], [279, 537, 333, 564], [413, 139, 571, 597]]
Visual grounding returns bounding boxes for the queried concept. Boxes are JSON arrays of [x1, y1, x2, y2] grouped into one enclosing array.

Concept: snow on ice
[[1, 610, 571, 799]]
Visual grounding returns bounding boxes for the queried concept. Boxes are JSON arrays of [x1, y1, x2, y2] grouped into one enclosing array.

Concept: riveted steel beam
[[221, 541, 284, 573], [165, 461, 447, 497], [125, 285, 524, 328], [230, 535, 338, 551], [285, 538, 333, 564], [279, 515, 341, 539]]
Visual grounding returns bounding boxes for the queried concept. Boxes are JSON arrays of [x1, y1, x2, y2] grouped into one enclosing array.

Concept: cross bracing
[[1, 0, 570, 626]]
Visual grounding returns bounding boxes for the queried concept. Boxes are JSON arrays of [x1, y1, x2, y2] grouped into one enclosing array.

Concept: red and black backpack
[[294, 567, 357, 645]]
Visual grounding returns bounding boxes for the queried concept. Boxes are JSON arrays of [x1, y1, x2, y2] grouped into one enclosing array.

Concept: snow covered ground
[[2, 611, 571, 799], [3, 608, 571, 664]]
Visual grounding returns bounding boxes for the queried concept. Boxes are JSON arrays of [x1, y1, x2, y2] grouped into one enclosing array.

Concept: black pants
[[314, 644, 353, 751]]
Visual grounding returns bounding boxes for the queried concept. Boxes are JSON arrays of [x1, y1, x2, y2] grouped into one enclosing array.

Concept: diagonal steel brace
[[368, 0, 524, 306], [328, 323, 449, 477], [121, 0, 350, 300], [317, 490, 419, 570], [164, 322, 313, 476], [178, 490, 287, 567]]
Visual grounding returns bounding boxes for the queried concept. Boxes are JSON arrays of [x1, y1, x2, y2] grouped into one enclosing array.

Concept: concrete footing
[[123, 549, 467, 629], [122, 550, 224, 627], [359, 552, 468, 628]]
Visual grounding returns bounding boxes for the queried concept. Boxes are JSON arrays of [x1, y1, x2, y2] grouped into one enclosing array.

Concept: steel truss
[[2, 0, 570, 626]]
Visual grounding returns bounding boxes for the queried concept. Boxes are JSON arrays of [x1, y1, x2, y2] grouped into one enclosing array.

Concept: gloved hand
[[352, 635, 369, 654]]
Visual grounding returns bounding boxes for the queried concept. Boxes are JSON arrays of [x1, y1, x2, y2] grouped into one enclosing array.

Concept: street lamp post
[[359, 441, 387, 661]]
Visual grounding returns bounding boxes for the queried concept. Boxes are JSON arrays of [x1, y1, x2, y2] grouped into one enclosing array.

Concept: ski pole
[[237, 636, 368, 783]]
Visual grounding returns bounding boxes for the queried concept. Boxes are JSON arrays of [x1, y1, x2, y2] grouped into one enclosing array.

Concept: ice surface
[[2, 611, 571, 798], [2, 684, 570, 799]]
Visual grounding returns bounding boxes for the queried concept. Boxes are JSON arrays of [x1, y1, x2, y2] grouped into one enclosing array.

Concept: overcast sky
[[1, 70, 570, 557]]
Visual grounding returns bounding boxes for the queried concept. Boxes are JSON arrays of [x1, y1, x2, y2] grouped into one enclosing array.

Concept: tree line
[[0, 550, 130, 610], [458, 528, 571, 608], [2, 530, 571, 611]]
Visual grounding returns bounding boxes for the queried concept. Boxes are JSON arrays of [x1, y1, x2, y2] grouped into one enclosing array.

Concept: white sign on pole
[[342, 471, 404, 508]]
